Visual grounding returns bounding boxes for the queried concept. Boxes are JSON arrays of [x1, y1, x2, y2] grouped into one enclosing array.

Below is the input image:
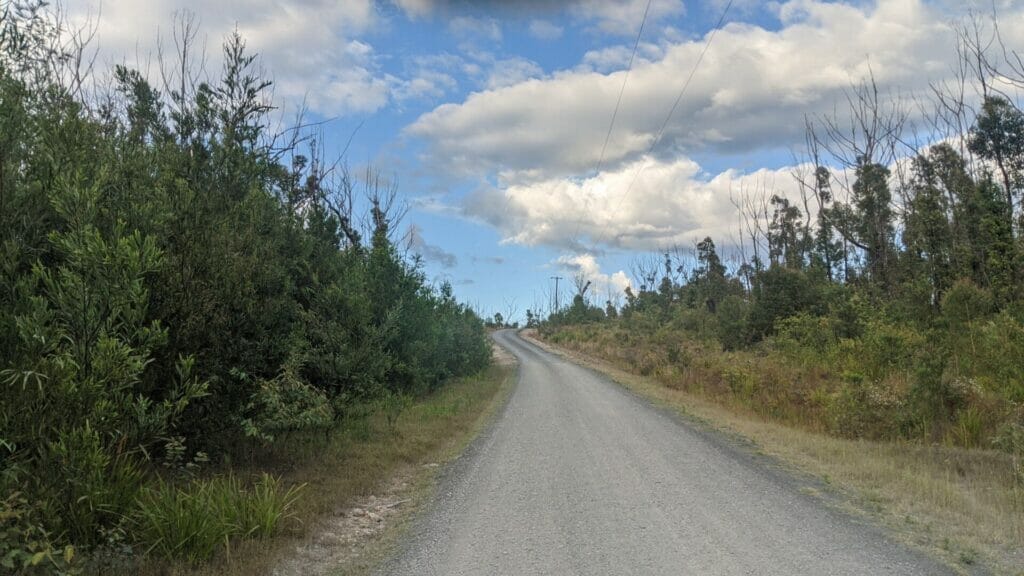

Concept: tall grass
[[545, 320, 1024, 452], [133, 474, 303, 562]]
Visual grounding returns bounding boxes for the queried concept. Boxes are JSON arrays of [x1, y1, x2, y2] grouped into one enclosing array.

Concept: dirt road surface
[[378, 330, 955, 576]]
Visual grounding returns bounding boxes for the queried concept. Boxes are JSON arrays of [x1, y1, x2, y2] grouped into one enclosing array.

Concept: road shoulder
[[270, 341, 519, 576]]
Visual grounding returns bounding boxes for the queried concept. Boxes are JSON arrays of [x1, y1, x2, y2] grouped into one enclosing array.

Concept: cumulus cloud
[[555, 253, 632, 300], [463, 155, 802, 253], [65, 0, 427, 116], [575, 40, 666, 73], [405, 0, 1024, 254], [408, 0, 968, 182], [485, 57, 545, 89]]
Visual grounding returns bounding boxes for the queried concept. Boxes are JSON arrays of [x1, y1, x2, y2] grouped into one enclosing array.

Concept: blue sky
[[67, 0, 1024, 322]]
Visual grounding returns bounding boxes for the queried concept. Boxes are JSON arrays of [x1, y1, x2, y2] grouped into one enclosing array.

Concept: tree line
[[0, 3, 490, 571], [544, 16, 1024, 452]]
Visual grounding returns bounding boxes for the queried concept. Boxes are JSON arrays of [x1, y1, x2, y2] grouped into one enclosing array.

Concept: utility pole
[[550, 276, 563, 312]]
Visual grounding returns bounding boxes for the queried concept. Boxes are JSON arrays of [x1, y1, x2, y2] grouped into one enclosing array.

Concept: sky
[[63, 0, 1024, 322]]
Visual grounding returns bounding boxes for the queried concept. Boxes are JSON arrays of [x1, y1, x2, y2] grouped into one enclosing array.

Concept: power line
[[569, 0, 653, 250], [613, 0, 734, 215], [595, 0, 652, 177]]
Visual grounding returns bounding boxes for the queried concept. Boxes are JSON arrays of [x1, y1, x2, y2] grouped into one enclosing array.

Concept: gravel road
[[379, 329, 954, 575]]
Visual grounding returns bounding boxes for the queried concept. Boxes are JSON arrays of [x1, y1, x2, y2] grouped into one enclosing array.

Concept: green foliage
[[547, 294, 609, 326], [566, 90, 1024, 454], [379, 389, 414, 432], [776, 312, 838, 357], [828, 373, 907, 440], [241, 369, 334, 443], [132, 474, 302, 562], [851, 161, 896, 285], [748, 266, 821, 339], [969, 96, 1024, 204], [716, 295, 749, 351], [555, 136, 1024, 452], [0, 493, 80, 576], [941, 279, 995, 328], [0, 3, 490, 566]]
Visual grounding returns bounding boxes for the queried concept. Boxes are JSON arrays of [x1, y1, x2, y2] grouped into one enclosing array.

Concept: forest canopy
[[0, 2, 490, 570]]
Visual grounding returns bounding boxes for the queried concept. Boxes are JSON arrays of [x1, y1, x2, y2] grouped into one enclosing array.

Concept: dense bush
[[0, 4, 490, 569]]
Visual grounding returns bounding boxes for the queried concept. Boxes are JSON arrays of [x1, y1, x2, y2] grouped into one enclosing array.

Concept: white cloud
[[391, 53, 462, 102], [576, 41, 663, 73], [65, 0, 420, 116], [405, 0, 1024, 255], [485, 57, 544, 90], [450, 50, 545, 92], [393, 0, 433, 18], [528, 19, 563, 40], [555, 253, 632, 301], [409, 0, 965, 183], [463, 155, 803, 253]]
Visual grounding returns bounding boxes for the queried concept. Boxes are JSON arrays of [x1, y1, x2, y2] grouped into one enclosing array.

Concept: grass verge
[[105, 361, 515, 576], [526, 330, 1023, 576]]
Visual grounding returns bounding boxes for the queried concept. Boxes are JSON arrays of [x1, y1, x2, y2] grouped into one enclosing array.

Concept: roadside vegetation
[[529, 333, 1021, 573], [532, 12, 1024, 574], [537, 13, 1024, 458], [0, 3, 491, 574], [124, 364, 514, 576]]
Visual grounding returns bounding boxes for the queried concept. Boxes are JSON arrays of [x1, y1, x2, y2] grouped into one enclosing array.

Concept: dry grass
[[111, 361, 515, 576], [527, 330, 1024, 575]]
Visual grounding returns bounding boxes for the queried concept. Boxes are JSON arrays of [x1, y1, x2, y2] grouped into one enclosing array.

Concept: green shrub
[[0, 492, 79, 576], [723, 365, 757, 402], [952, 406, 985, 448], [748, 266, 822, 339], [0, 5, 490, 562], [776, 313, 838, 359], [992, 416, 1024, 456], [716, 295, 749, 351], [234, 475, 304, 540], [42, 427, 145, 547], [241, 368, 334, 443], [132, 474, 303, 562], [828, 374, 908, 440], [379, 389, 414, 432], [942, 279, 995, 327], [967, 313, 1024, 402], [671, 306, 718, 342], [858, 319, 928, 381]]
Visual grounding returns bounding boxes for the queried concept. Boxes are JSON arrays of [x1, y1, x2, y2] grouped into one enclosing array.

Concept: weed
[[132, 474, 302, 562]]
